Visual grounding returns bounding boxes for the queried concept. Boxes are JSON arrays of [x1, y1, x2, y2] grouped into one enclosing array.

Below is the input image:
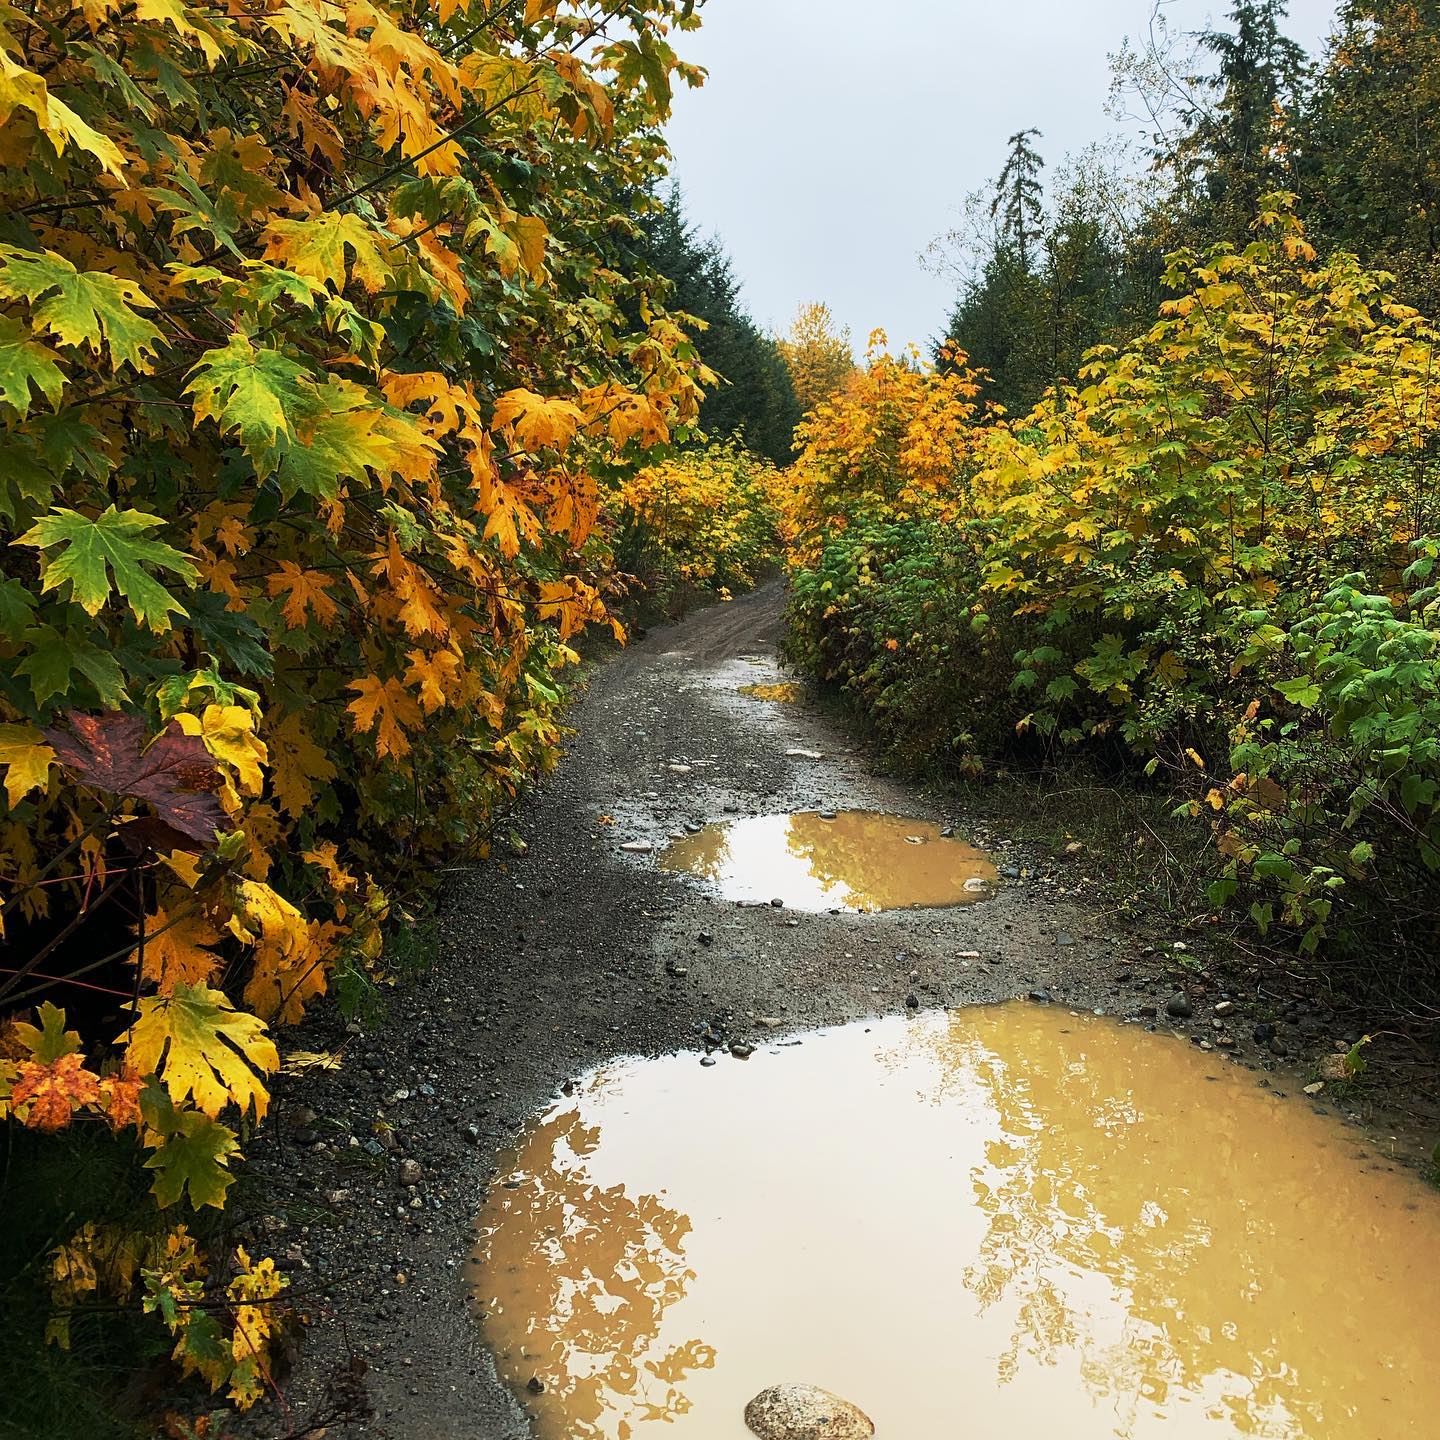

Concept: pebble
[[744, 1384, 874, 1440], [619, 841, 653, 854], [1214, 1000, 1235, 1017], [730, 1042, 755, 1059], [1165, 993, 1194, 1020], [699, 1055, 717, 1067], [1028, 988, 1053, 1003], [904, 993, 920, 1010], [785, 749, 823, 760], [397, 1159, 423, 1187]]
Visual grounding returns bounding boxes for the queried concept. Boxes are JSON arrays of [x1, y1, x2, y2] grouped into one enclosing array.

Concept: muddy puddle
[[471, 1003, 1440, 1439], [737, 682, 806, 703], [658, 811, 997, 912]]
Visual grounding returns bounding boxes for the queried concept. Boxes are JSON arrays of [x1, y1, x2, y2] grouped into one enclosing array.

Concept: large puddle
[[658, 811, 997, 911], [471, 1004, 1440, 1439]]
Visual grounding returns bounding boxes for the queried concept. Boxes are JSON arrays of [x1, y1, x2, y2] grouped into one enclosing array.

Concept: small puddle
[[658, 811, 996, 912], [737, 682, 806, 703], [470, 1005, 1440, 1439]]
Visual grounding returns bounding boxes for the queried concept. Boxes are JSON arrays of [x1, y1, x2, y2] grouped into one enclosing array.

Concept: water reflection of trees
[[783, 812, 995, 911], [661, 812, 996, 911], [473, 1106, 714, 1439], [886, 1007, 1440, 1437]]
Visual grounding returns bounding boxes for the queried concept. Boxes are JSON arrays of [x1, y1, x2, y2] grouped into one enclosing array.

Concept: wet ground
[[244, 581, 1440, 1438], [473, 1004, 1440, 1439]]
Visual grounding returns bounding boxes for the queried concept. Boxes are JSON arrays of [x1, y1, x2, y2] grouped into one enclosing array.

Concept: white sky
[[664, 0, 1340, 353]]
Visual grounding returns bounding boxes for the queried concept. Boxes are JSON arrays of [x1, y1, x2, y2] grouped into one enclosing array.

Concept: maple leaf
[[16, 505, 198, 631], [144, 1108, 241, 1209], [184, 334, 309, 456], [266, 712, 338, 818], [492, 388, 583, 452], [12, 1000, 83, 1061], [261, 213, 395, 293], [43, 711, 228, 847], [265, 560, 338, 628], [0, 50, 126, 176], [100, 1068, 145, 1130], [12, 1052, 103, 1132], [0, 723, 56, 807], [126, 981, 278, 1120], [0, 314, 66, 415], [174, 704, 268, 796], [0, 245, 161, 372], [136, 904, 224, 993], [404, 647, 459, 713], [347, 676, 422, 759]]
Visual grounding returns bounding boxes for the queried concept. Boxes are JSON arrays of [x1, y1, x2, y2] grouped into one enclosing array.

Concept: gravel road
[[241, 579, 1427, 1439]]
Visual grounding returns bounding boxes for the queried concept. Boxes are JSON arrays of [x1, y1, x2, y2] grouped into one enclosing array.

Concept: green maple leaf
[[15, 505, 198, 631], [184, 333, 310, 460], [0, 315, 66, 415], [16, 623, 127, 707], [0, 245, 162, 373], [13, 999, 83, 1062], [144, 1110, 240, 1209]]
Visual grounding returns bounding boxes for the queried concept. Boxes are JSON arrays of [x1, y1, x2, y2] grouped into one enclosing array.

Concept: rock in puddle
[[744, 1384, 874, 1440]]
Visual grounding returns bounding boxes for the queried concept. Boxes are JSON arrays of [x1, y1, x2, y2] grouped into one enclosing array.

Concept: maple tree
[[0, 0, 724, 1413], [787, 201, 1440, 974], [775, 302, 856, 415]]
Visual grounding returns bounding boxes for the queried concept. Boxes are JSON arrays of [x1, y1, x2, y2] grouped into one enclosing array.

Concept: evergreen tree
[[992, 129, 1046, 271], [1173, 1, 1308, 240], [635, 188, 801, 464]]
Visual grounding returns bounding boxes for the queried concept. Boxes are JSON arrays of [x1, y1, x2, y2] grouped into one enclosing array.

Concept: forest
[[1, 0, 1438, 1432]]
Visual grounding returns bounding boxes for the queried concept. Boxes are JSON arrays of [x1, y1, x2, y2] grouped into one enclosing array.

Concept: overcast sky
[[663, 0, 1340, 354]]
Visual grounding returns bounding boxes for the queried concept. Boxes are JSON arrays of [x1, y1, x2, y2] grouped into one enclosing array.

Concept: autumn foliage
[[0, 0, 719, 1410], [786, 201, 1440, 980]]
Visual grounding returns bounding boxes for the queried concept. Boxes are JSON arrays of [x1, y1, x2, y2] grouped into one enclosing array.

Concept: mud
[[240, 581, 1440, 1439]]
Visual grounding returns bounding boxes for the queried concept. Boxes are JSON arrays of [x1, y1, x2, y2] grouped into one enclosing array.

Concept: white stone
[[744, 1384, 874, 1440]]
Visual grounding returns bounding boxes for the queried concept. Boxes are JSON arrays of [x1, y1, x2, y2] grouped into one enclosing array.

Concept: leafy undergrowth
[[784, 201, 1440, 1018]]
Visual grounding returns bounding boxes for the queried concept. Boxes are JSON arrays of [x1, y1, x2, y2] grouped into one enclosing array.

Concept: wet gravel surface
[[239, 581, 1438, 1438]]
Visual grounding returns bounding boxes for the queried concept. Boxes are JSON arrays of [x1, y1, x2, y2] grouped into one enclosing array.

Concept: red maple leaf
[[44, 711, 228, 848]]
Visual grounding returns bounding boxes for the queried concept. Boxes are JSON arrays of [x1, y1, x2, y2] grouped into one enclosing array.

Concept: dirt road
[[245, 580, 1385, 1438]]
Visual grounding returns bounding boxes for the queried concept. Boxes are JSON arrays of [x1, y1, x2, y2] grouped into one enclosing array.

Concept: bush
[[785, 202, 1440, 991]]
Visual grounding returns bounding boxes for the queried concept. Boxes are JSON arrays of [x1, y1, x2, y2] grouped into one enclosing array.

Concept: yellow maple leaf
[[492, 387, 582, 453], [260, 212, 394, 293], [403, 647, 459, 713], [347, 676, 422, 759], [136, 904, 224, 993], [267, 712, 338, 818], [175, 705, 268, 796], [126, 981, 278, 1121], [265, 559, 339, 628], [0, 723, 56, 807]]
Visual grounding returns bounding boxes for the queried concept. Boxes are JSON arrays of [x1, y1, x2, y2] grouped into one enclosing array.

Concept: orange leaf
[[347, 677, 422, 759], [12, 1053, 102, 1132], [266, 560, 339, 629]]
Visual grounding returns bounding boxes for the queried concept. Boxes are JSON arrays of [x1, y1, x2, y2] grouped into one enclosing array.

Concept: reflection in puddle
[[471, 1005, 1440, 1439], [738, 682, 806, 703], [658, 811, 996, 911]]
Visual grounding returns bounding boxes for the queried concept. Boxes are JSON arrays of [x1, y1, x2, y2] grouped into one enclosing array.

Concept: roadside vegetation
[[784, 1, 1440, 1011], [0, 0, 787, 1431]]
